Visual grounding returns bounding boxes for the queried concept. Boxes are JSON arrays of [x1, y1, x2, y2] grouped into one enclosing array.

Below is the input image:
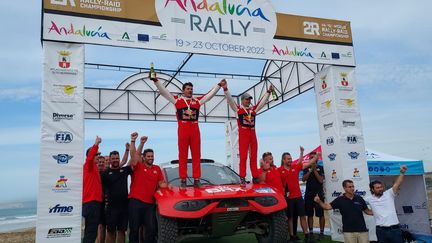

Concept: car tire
[[156, 209, 178, 243], [255, 210, 288, 243]]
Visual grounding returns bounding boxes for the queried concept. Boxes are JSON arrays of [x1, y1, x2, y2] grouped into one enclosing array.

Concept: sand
[[0, 227, 35, 243]]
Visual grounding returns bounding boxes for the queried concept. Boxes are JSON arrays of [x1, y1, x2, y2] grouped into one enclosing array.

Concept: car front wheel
[[255, 210, 288, 243], [156, 209, 178, 243]]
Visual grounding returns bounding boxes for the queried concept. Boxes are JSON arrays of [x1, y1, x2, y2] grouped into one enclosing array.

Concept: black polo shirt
[[302, 165, 324, 195], [330, 194, 368, 232], [101, 166, 132, 208]]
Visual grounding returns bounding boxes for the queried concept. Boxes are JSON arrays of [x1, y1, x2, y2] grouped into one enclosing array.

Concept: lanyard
[[242, 106, 252, 119]]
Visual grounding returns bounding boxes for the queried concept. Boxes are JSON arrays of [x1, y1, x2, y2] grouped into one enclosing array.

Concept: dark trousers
[[128, 198, 156, 243], [82, 201, 101, 243], [376, 226, 404, 243]]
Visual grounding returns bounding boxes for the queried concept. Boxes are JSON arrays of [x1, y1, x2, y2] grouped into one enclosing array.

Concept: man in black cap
[[222, 81, 273, 185]]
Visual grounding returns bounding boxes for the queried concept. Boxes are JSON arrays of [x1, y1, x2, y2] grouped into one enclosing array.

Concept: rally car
[[155, 159, 288, 243]]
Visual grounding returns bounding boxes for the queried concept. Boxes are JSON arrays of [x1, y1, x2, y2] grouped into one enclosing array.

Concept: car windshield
[[164, 163, 241, 186]]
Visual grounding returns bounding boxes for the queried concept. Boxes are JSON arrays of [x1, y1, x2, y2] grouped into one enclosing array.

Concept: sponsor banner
[[43, 0, 352, 43], [37, 41, 84, 243], [42, 5, 355, 65], [314, 66, 374, 241]]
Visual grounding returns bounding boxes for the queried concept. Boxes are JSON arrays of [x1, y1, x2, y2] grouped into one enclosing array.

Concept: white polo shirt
[[365, 188, 399, 226]]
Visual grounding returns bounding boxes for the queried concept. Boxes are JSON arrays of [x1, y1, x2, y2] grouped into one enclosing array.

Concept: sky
[[0, 0, 431, 203]]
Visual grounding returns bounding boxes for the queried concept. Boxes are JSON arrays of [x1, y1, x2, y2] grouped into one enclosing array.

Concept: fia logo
[[55, 132, 73, 143], [52, 154, 73, 164], [347, 135, 358, 144], [328, 153, 336, 161], [326, 137, 334, 146], [348, 152, 360, 159], [51, 0, 76, 7]]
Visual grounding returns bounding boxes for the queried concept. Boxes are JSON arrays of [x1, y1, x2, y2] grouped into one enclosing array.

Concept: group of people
[[81, 75, 409, 243], [82, 134, 167, 243]]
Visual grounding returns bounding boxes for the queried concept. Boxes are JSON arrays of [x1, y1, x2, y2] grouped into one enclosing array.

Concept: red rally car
[[155, 159, 288, 243]]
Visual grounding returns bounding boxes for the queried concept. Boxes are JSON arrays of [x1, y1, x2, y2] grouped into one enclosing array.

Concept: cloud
[[0, 87, 41, 101]]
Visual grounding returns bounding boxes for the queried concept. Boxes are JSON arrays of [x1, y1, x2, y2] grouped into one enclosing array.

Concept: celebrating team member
[[128, 132, 169, 243], [279, 147, 318, 243], [258, 152, 284, 194], [222, 80, 273, 185], [101, 144, 131, 243], [315, 180, 373, 243], [365, 165, 408, 243], [82, 136, 103, 243], [152, 76, 224, 188], [302, 151, 325, 241]]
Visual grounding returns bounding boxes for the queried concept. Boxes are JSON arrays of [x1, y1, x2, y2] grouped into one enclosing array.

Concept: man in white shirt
[[365, 165, 408, 243]]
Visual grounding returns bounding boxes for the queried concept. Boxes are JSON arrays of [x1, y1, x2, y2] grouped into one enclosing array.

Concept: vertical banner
[[36, 41, 85, 242], [314, 66, 376, 241], [225, 120, 252, 180]]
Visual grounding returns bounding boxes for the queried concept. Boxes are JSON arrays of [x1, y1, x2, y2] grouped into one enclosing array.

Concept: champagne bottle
[[150, 62, 156, 80], [271, 89, 278, 101]]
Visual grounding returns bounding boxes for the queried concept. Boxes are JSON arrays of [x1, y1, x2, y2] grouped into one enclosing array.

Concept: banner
[[36, 41, 85, 242], [42, 0, 355, 65], [314, 66, 375, 241]]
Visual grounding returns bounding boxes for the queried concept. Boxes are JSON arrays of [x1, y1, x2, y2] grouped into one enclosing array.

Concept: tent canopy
[[297, 146, 424, 176]]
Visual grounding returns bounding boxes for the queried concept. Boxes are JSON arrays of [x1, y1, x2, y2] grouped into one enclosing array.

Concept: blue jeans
[[376, 226, 404, 243]]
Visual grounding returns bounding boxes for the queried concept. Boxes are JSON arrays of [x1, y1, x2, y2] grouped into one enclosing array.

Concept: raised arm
[[119, 142, 130, 167], [314, 194, 333, 210], [129, 132, 140, 168], [198, 79, 224, 105], [255, 85, 272, 112], [153, 78, 176, 104], [137, 136, 147, 155], [392, 165, 407, 193], [222, 81, 238, 112], [84, 136, 102, 172]]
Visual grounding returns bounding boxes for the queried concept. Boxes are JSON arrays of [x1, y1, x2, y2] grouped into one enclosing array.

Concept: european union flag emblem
[[138, 34, 149, 42], [331, 52, 340, 59]]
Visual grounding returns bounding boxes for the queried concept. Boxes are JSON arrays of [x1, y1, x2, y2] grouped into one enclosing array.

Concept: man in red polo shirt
[[128, 132, 168, 243], [258, 152, 284, 194], [82, 136, 103, 243], [153, 76, 225, 188], [279, 147, 319, 243]]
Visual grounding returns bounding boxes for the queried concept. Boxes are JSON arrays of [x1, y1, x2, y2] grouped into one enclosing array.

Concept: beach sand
[[0, 227, 35, 243]]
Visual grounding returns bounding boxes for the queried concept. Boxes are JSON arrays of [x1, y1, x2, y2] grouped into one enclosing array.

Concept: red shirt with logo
[[129, 162, 164, 204], [279, 163, 303, 199], [174, 95, 204, 122], [82, 144, 103, 204], [258, 166, 284, 194]]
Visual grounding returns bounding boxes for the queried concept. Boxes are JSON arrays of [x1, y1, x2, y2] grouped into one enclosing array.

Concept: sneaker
[[240, 177, 246, 186], [318, 233, 324, 241], [193, 179, 202, 188], [180, 179, 187, 189]]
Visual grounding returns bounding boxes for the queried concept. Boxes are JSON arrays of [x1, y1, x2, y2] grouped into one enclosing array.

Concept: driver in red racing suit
[[153, 76, 226, 188], [222, 80, 273, 185]]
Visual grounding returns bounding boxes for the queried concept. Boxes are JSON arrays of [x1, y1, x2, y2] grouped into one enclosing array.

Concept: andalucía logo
[[52, 175, 71, 193], [157, 0, 277, 48], [48, 21, 111, 40], [272, 46, 314, 58], [58, 51, 71, 69], [53, 154, 73, 164], [47, 227, 73, 238]]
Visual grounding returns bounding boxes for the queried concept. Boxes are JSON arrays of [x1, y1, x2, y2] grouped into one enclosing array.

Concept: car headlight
[[174, 200, 208, 211], [254, 196, 278, 207]]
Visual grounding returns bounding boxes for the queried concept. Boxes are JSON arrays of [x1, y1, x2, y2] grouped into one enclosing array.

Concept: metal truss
[[84, 59, 329, 123]]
